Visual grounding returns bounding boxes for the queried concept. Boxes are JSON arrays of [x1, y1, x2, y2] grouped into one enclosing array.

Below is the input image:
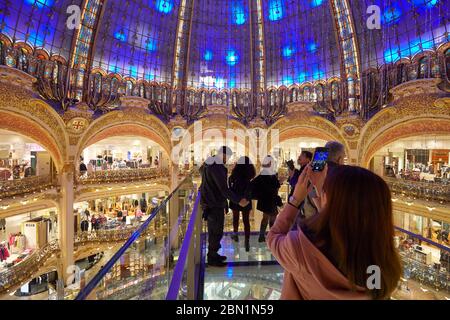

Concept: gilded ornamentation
[[66, 117, 89, 135], [358, 94, 450, 166]]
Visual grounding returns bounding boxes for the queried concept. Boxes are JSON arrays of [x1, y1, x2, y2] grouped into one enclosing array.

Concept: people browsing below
[[287, 151, 313, 198], [251, 155, 283, 243], [200, 146, 249, 267], [267, 164, 402, 300], [302, 141, 345, 220], [228, 156, 256, 252], [79, 157, 87, 177]]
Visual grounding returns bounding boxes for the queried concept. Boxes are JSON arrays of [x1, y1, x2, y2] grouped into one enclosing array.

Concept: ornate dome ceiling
[[0, 0, 447, 91]]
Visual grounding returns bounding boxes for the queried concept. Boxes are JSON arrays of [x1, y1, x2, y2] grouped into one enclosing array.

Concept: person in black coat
[[251, 155, 282, 242], [200, 146, 249, 266], [228, 156, 256, 252]]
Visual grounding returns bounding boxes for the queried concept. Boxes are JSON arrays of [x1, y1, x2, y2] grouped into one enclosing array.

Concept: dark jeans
[[232, 209, 251, 241], [205, 207, 225, 260], [259, 212, 277, 237]]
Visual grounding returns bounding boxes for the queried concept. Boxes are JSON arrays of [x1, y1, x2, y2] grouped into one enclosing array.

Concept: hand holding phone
[[310, 147, 329, 172]]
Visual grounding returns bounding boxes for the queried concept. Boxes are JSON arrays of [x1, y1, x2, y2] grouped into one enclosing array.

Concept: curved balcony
[[384, 177, 450, 205], [77, 168, 170, 186], [0, 175, 57, 201], [0, 240, 60, 293], [0, 226, 145, 293]]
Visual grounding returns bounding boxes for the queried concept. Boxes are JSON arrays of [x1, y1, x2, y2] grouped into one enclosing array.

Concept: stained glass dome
[[0, 0, 448, 93]]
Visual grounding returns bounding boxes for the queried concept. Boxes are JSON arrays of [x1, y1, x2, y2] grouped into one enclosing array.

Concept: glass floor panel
[[203, 265, 284, 300], [204, 234, 276, 263]]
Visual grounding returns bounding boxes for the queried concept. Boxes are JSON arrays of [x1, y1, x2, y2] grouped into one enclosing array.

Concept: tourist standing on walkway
[[228, 156, 256, 252], [200, 146, 249, 267], [251, 155, 282, 243]]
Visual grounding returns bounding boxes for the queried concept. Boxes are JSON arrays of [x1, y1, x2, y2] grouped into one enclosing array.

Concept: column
[[58, 162, 75, 284]]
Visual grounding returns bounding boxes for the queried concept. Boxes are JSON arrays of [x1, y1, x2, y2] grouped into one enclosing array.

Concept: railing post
[[187, 196, 200, 300]]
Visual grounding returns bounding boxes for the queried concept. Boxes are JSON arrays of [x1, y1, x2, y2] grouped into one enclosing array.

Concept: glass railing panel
[[203, 265, 284, 300], [166, 191, 202, 300], [74, 176, 197, 300]]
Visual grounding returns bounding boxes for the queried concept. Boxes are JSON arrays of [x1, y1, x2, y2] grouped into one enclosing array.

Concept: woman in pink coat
[[267, 164, 401, 300]]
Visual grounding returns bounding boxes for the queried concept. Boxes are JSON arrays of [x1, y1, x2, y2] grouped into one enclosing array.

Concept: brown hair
[[302, 165, 402, 299]]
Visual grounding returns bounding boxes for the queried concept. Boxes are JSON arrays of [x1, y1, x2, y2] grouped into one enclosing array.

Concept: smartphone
[[311, 147, 329, 172]]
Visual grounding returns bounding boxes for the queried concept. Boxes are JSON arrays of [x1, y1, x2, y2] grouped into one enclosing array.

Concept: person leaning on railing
[[267, 164, 402, 300]]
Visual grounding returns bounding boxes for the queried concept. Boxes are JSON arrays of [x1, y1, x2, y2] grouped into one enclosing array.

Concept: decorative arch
[[269, 114, 350, 155], [358, 97, 450, 167], [0, 111, 64, 169], [76, 110, 172, 161], [361, 118, 450, 168], [0, 82, 68, 169]]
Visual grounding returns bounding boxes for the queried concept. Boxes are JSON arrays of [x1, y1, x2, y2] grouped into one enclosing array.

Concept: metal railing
[[0, 225, 147, 294], [74, 176, 195, 300], [77, 168, 169, 185], [166, 191, 202, 300], [0, 239, 60, 292], [385, 177, 450, 204], [0, 174, 56, 200]]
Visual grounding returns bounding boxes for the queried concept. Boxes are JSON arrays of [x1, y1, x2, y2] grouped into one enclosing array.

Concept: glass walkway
[[73, 177, 450, 301]]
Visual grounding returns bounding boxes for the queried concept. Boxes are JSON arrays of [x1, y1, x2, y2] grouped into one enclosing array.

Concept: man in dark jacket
[[200, 146, 249, 267], [287, 151, 313, 198]]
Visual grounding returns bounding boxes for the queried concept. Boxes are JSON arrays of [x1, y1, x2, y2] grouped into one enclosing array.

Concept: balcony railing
[[384, 177, 450, 204], [0, 175, 56, 200], [0, 225, 147, 294], [0, 239, 60, 293], [77, 168, 169, 185]]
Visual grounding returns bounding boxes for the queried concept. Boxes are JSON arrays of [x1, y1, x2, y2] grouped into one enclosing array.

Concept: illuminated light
[[412, 0, 438, 9], [146, 39, 157, 51], [122, 187, 126, 189], [297, 72, 308, 83], [95, 189, 99, 192], [282, 76, 293, 86], [114, 31, 126, 42], [231, 2, 246, 25], [384, 48, 400, 63], [382, 6, 402, 25], [203, 50, 213, 61], [107, 187, 112, 191], [282, 45, 295, 58], [426, 206, 435, 212], [268, 0, 284, 21], [310, 0, 323, 7], [391, 198, 398, 202], [28, 32, 45, 47], [25, 0, 54, 8], [156, 0, 174, 14], [226, 266, 234, 279], [225, 50, 239, 66], [145, 72, 155, 81], [215, 78, 226, 89], [313, 69, 325, 80], [307, 42, 318, 53]]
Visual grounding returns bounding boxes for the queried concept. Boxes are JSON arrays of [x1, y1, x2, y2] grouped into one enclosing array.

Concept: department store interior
[[0, 0, 449, 302]]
